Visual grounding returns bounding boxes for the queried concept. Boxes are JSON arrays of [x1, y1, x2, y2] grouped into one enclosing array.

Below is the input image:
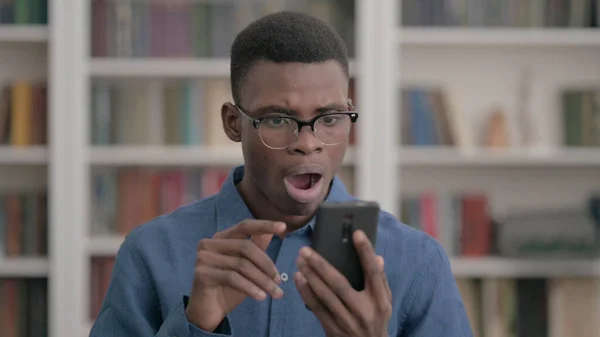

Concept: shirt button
[[280, 272, 289, 282]]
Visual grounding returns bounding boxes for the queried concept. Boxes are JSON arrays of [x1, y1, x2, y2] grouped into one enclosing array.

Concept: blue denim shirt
[[89, 165, 472, 337]]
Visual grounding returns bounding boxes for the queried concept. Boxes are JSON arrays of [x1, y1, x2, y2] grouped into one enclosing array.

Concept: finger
[[251, 233, 275, 252], [198, 238, 280, 281], [294, 272, 346, 336], [354, 231, 389, 311], [196, 265, 267, 301], [353, 230, 386, 294], [297, 247, 363, 321], [377, 255, 384, 270], [377, 256, 392, 300], [215, 220, 286, 240], [197, 250, 283, 299]]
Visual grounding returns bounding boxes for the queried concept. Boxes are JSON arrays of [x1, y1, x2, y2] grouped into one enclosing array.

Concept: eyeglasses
[[234, 101, 359, 150]]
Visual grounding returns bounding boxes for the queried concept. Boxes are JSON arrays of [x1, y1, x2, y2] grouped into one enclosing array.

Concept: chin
[[280, 198, 321, 217]]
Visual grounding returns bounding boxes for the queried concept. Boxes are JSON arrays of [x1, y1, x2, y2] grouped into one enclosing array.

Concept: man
[[89, 11, 472, 337]]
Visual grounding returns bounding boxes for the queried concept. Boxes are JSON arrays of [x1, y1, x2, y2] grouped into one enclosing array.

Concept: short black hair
[[230, 11, 349, 104]]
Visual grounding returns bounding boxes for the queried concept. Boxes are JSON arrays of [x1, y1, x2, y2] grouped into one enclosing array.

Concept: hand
[[294, 230, 392, 337], [185, 220, 287, 332]]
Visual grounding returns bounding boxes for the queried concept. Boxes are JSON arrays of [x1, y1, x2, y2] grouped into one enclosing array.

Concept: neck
[[236, 174, 317, 232]]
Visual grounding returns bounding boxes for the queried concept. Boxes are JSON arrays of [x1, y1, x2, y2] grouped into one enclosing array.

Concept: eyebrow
[[254, 103, 348, 116]]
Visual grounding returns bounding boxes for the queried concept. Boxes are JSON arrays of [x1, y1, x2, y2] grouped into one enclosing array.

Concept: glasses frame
[[233, 99, 359, 150]]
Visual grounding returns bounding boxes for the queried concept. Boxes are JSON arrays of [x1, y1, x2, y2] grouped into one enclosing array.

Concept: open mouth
[[283, 171, 325, 203], [285, 173, 322, 190]]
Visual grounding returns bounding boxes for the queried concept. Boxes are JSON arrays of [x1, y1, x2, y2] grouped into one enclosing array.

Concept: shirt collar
[[214, 165, 354, 236]]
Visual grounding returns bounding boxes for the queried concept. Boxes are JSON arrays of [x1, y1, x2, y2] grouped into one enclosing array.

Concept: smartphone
[[311, 200, 380, 291]]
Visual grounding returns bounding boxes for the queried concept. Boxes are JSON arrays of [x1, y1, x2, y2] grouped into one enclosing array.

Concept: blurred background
[[0, 0, 599, 336]]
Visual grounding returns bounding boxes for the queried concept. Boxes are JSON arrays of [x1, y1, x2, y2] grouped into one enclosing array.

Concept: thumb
[[251, 233, 275, 251]]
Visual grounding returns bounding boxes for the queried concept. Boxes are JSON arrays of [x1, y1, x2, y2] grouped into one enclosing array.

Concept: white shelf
[[398, 147, 600, 167], [398, 28, 600, 46], [88, 236, 124, 256], [451, 257, 600, 278], [0, 25, 48, 42], [89, 58, 231, 77], [89, 146, 356, 166], [88, 58, 359, 78], [0, 257, 49, 277], [0, 146, 48, 164]]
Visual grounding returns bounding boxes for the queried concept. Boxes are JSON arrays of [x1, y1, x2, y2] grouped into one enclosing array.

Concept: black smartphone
[[311, 200, 380, 291]]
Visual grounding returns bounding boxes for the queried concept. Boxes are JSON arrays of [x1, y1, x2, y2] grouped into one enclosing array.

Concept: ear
[[221, 102, 242, 143]]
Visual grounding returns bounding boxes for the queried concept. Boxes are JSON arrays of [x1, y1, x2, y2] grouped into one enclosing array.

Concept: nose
[[287, 125, 323, 155]]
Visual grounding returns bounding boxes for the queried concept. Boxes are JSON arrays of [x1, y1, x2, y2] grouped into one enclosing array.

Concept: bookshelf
[[0, 0, 597, 336], [397, 0, 600, 336], [0, 0, 52, 335]]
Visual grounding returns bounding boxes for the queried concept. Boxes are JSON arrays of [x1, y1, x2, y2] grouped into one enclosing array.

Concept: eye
[[263, 117, 290, 128], [319, 114, 341, 126]]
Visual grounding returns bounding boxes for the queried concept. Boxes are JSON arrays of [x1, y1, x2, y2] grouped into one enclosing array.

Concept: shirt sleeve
[[88, 238, 234, 337], [399, 238, 474, 337]]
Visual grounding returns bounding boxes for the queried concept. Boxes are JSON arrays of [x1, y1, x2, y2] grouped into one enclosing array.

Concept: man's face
[[223, 60, 350, 217]]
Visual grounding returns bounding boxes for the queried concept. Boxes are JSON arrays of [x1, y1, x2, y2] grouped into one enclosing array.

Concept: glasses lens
[[314, 113, 352, 145], [258, 116, 299, 149]]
